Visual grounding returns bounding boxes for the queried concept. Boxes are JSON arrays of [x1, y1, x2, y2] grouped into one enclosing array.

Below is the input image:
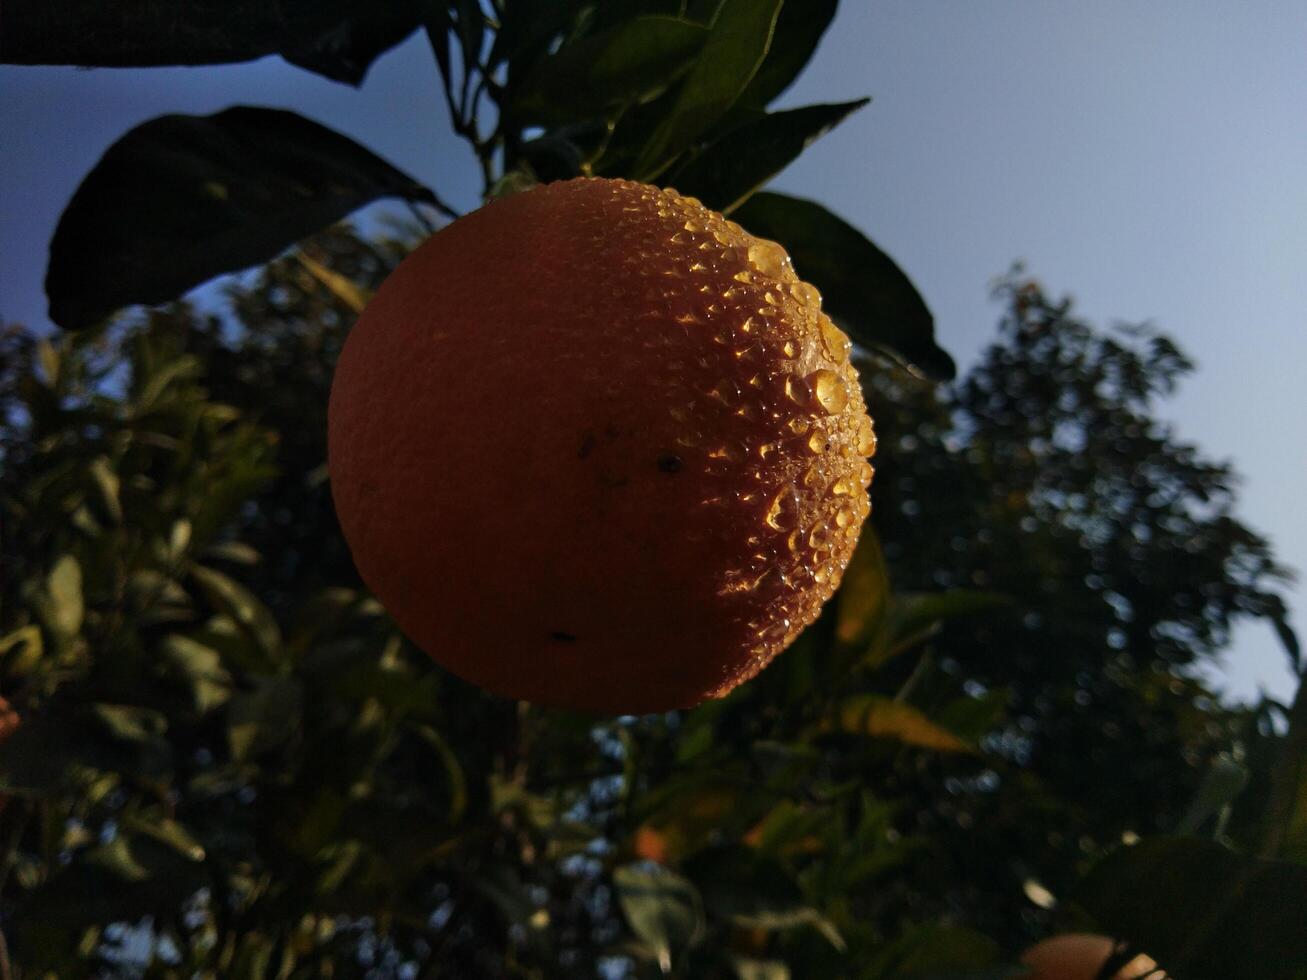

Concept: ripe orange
[[1021, 934, 1163, 980], [328, 178, 875, 713]]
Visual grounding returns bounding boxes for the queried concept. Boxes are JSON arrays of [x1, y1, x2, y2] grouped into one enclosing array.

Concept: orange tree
[[2, 3, 1306, 977]]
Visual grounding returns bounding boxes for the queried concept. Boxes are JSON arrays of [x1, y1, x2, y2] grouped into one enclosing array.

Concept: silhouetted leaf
[[670, 99, 869, 214], [831, 695, 975, 753], [0, 1, 421, 85], [634, 0, 784, 179], [614, 863, 704, 973], [1075, 837, 1307, 980], [514, 16, 708, 125], [737, 0, 838, 109], [732, 191, 955, 379], [47, 107, 436, 329]]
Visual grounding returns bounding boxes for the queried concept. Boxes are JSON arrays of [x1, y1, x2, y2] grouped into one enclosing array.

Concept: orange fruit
[[328, 177, 875, 713], [1021, 934, 1162, 980]]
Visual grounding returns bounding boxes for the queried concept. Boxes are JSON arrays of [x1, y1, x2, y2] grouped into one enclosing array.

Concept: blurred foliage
[[2, 0, 1306, 977], [2, 227, 1303, 977]]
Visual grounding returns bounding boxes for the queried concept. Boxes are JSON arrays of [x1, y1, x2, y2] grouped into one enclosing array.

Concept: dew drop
[[835, 506, 855, 528], [857, 460, 875, 486], [831, 476, 853, 496], [807, 431, 827, 454], [786, 529, 802, 552], [808, 369, 849, 415], [747, 240, 791, 280], [782, 339, 797, 358], [820, 315, 852, 362], [784, 375, 810, 407], [791, 281, 822, 309], [764, 488, 800, 531], [788, 417, 810, 435], [856, 416, 877, 456]]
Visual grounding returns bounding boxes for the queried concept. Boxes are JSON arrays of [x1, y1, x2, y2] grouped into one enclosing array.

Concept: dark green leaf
[[633, 0, 784, 179], [1075, 836, 1307, 980], [47, 107, 436, 330], [0, 703, 170, 789], [228, 677, 303, 761], [688, 846, 845, 949], [732, 191, 955, 379], [670, 99, 869, 214], [0, 1, 421, 85], [515, 17, 707, 125], [736, 0, 838, 109], [161, 633, 234, 714], [614, 862, 704, 973], [190, 564, 282, 662], [1177, 753, 1250, 834], [1264, 673, 1307, 863], [863, 923, 1002, 979], [1276, 616, 1302, 671]]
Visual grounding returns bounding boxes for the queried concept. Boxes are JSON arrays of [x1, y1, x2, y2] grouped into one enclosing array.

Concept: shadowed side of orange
[[328, 178, 876, 713]]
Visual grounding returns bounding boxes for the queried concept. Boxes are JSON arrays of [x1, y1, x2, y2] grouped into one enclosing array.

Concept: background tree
[[2, 2, 1306, 978]]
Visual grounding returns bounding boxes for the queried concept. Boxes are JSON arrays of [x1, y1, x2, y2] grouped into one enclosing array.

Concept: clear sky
[[2, 2, 1302, 701]]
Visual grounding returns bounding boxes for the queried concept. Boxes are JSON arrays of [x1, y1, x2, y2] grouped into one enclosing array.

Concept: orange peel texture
[[328, 178, 876, 713]]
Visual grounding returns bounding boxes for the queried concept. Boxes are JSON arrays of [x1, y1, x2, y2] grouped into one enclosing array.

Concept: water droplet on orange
[[808, 369, 848, 414]]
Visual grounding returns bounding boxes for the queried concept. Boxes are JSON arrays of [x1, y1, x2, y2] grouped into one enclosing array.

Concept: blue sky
[[2, 2, 1302, 701]]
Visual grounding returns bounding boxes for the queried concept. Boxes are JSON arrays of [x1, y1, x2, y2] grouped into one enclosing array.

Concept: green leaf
[[0, 703, 171, 790], [35, 338, 60, 386], [121, 814, 207, 862], [0, 3, 420, 85], [831, 695, 975, 753], [732, 191, 956, 379], [514, 16, 708, 125], [633, 0, 785, 179], [863, 923, 1002, 979], [190, 564, 282, 663], [835, 527, 890, 647], [1075, 837, 1307, 980], [228, 677, 303, 761], [669, 99, 869, 214], [688, 846, 845, 949], [46, 107, 437, 329], [876, 590, 1011, 665], [614, 863, 705, 973], [87, 456, 123, 523], [1263, 672, 1307, 863], [733, 958, 790, 980], [0, 625, 43, 678], [161, 633, 234, 714], [735, 0, 838, 109], [45, 554, 83, 638]]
